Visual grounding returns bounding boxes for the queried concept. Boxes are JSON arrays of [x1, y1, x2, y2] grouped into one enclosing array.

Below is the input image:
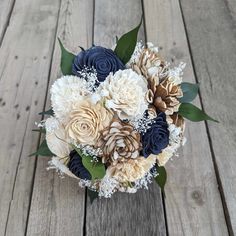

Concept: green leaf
[[32, 128, 46, 133], [155, 165, 167, 194], [114, 18, 142, 64], [178, 103, 219, 122], [179, 82, 199, 103], [29, 139, 54, 157], [73, 147, 106, 180], [87, 189, 99, 204], [38, 108, 54, 116], [58, 38, 75, 75]]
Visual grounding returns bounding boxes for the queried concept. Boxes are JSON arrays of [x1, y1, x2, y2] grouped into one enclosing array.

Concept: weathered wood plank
[[85, 1, 167, 235], [143, 0, 229, 235], [26, 1, 94, 235], [0, 0, 61, 235], [180, 0, 236, 234], [0, 0, 15, 44]]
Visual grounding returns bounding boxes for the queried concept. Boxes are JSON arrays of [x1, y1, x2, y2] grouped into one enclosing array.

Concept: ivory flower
[[65, 100, 113, 145], [45, 117, 71, 158], [98, 69, 148, 120], [50, 75, 89, 122], [156, 150, 173, 166], [106, 154, 156, 182]]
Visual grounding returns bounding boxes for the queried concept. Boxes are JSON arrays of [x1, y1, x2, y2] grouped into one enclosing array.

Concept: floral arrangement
[[31, 20, 217, 200]]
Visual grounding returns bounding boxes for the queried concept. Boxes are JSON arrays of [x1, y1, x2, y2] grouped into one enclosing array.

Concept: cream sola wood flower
[[50, 75, 90, 122], [65, 99, 113, 145], [95, 69, 148, 120], [106, 154, 157, 183], [45, 117, 71, 158], [45, 117, 79, 179]]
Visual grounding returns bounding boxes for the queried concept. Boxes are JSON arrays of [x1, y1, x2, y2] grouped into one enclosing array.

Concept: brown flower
[[167, 113, 185, 131], [152, 78, 183, 115], [66, 100, 113, 145], [97, 120, 141, 164], [132, 48, 169, 84], [147, 105, 157, 119]]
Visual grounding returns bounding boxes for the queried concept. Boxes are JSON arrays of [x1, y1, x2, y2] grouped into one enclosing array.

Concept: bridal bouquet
[[31, 20, 217, 199]]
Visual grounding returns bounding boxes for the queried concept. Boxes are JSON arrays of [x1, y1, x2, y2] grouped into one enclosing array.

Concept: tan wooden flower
[[147, 105, 157, 119], [152, 78, 183, 115], [167, 113, 185, 131], [97, 119, 141, 164], [132, 48, 169, 84], [106, 154, 157, 182], [66, 100, 113, 145]]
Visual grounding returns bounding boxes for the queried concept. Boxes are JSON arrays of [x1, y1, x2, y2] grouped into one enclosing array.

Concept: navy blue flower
[[72, 46, 125, 82], [67, 150, 91, 180], [141, 112, 169, 158]]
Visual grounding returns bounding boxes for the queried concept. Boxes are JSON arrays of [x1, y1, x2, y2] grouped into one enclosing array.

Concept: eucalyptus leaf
[[29, 139, 54, 157], [87, 189, 99, 204], [179, 82, 199, 103], [155, 165, 167, 194], [74, 147, 106, 180], [58, 38, 75, 75], [178, 103, 218, 122], [114, 18, 142, 64], [38, 108, 54, 116]]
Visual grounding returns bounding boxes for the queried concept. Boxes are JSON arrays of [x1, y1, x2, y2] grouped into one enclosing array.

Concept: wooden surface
[[0, 0, 235, 235], [180, 0, 236, 234], [143, 0, 228, 235], [0, 0, 61, 235], [26, 0, 93, 235]]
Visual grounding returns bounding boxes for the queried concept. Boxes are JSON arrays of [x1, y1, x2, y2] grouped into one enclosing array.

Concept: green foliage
[[114, 18, 142, 64], [178, 103, 218, 122], [58, 38, 75, 75], [179, 82, 199, 103], [155, 165, 167, 194], [73, 147, 106, 180], [38, 108, 54, 116], [29, 139, 54, 157]]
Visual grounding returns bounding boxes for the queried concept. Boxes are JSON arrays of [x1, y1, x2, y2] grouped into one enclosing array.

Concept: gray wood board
[[26, 0, 94, 235], [143, 0, 228, 235], [0, 0, 15, 44], [0, 0, 61, 235], [180, 0, 236, 233]]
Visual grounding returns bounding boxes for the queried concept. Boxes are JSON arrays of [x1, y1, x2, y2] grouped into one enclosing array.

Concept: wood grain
[[0, 0, 15, 44], [143, 0, 229, 235], [0, 0, 61, 235], [85, 1, 167, 235], [180, 0, 236, 233], [26, 0, 94, 235]]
